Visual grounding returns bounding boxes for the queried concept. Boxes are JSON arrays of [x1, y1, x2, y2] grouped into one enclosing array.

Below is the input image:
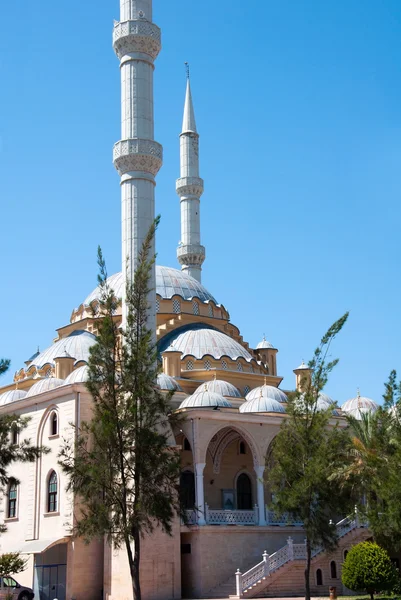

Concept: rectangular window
[[8, 484, 17, 518]]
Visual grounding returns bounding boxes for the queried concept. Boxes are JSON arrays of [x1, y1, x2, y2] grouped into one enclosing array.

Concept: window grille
[[204, 360, 212, 370], [221, 360, 228, 370], [237, 362, 243, 372], [173, 299, 181, 314], [186, 360, 194, 371], [208, 304, 214, 317], [192, 301, 199, 316]]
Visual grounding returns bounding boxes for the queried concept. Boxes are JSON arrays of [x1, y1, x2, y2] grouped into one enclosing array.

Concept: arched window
[[7, 482, 17, 518], [239, 441, 246, 455], [344, 549, 349, 561], [50, 412, 58, 436], [48, 471, 58, 513], [180, 471, 195, 509], [183, 438, 191, 451], [330, 560, 337, 579], [316, 569, 323, 586], [236, 473, 252, 510], [192, 301, 199, 316]]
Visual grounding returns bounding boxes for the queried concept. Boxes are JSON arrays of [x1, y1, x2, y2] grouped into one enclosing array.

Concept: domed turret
[[245, 384, 287, 404], [179, 388, 232, 409], [342, 390, 378, 419], [194, 379, 241, 398], [256, 336, 275, 350]]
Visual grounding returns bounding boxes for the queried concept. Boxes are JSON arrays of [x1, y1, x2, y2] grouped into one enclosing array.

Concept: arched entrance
[[236, 473, 252, 510]]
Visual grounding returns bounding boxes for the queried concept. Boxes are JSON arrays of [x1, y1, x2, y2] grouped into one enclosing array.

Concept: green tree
[[0, 552, 27, 578], [342, 541, 397, 600], [59, 218, 183, 600], [268, 313, 353, 600], [333, 371, 401, 551], [0, 360, 10, 378], [364, 371, 401, 550]]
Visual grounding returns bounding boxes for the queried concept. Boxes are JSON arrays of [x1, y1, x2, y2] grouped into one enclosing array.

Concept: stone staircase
[[213, 514, 371, 599]]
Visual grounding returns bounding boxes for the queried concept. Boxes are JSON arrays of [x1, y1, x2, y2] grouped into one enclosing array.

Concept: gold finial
[[213, 372, 217, 380], [204, 382, 208, 392], [264, 376, 267, 386], [185, 62, 190, 80], [259, 388, 263, 398]]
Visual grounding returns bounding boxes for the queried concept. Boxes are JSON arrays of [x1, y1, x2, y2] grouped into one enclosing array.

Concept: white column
[[254, 465, 267, 526], [176, 78, 205, 282], [113, 0, 162, 331], [195, 462, 206, 525]]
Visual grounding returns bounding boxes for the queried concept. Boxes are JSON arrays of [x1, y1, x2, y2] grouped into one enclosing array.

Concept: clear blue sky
[[1, 0, 400, 403]]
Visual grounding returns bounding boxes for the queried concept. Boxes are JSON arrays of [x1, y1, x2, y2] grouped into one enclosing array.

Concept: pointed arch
[[201, 424, 262, 468]]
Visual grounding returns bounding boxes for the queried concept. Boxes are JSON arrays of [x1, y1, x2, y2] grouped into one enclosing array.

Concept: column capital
[[254, 464, 266, 478], [195, 462, 206, 475]]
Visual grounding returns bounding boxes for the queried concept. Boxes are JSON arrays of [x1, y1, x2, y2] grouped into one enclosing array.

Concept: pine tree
[[268, 313, 352, 600], [59, 218, 183, 600]]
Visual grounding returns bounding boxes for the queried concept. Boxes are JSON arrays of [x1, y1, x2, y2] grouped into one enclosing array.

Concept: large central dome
[[82, 266, 217, 307]]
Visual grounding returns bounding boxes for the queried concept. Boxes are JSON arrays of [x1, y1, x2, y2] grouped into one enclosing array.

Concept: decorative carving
[[113, 139, 163, 176], [113, 20, 161, 60], [176, 176, 204, 198], [177, 244, 205, 267]]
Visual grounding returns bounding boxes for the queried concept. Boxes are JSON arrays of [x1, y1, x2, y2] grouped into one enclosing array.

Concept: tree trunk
[[370, 593, 374, 600], [304, 537, 311, 600], [126, 530, 141, 600]]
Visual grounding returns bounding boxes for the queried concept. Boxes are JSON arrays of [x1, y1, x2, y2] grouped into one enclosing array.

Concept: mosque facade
[[0, 1, 379, 599]]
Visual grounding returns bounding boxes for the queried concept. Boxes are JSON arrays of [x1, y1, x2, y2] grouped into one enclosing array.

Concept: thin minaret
[[113, 0, 162, 331], [176, 66, 205, 283]]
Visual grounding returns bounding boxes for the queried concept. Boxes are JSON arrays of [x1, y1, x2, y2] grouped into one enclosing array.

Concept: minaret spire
[[113, 0, 162, 331], [176, 66, 205, 282]]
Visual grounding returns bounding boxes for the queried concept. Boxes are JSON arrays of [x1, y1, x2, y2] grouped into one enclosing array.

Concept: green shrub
[[342, 541, 397, 600]]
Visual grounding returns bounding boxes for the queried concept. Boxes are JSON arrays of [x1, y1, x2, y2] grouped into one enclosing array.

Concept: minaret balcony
[[113, 138, 163, 176], [113, 19, 161, 60], [176, 176, 204, 198], [177, 244, 206, 267]]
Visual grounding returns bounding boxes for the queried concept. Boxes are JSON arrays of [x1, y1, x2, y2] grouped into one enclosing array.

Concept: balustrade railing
[[205, 503, 258, 525], [236, 510, 367, 597], [265, 509, 303, 526]]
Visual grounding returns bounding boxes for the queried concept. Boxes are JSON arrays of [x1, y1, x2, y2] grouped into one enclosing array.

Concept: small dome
[[159, 327, 254, 362], [342, 392, 378, 419], [26, 377, 65, 398], [246, 385, 288, 404], [240, 396, 286, 414], [295, 361, 310, 370], [64, 366, 89, 385], [256, 336, 275, 350], [29, 330, 96, 370], [296, 393, 339, 415], [194, 379, 241, 398], [179, 389, 232, 409], [0, 389, 28, 406], [157, 373, 183, 392]]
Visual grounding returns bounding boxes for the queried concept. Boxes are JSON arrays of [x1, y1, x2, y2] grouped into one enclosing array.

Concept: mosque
[[0, 1, 379, 599]]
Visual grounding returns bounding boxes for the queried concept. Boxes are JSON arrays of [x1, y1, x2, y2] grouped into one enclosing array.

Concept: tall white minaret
[[176, 69, 205, 283], [113, 0, 162, 331]]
